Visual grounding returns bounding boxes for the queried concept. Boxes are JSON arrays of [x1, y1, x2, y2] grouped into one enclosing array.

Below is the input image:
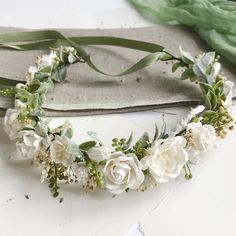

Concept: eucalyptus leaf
[[34, 71, 48, 81], [27, 93, 40, 110], [66, 142, 82, 157], [172, 61, 184, 72], [180, 68, 194, 80], [79, 141, 97, 151], [16, 88, 31, 102], [87, 131, 103, 145], [51, 66, 67, 82]]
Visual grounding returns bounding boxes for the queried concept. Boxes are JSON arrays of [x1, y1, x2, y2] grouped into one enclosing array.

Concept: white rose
[[87, 146, 111, 162], [103, 152, 144, 194], [16, 130, 43, 158], [26, 66, 38, 84], [141, 136, 188, 183], [186, 122, 217, 164], [50, 135, 75, 167]]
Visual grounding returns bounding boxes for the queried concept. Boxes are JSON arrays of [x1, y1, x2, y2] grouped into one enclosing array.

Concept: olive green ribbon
[[0, 30, 178, 96]]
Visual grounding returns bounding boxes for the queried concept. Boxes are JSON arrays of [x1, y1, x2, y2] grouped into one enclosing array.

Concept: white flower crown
[[3, 46, 235, 197]]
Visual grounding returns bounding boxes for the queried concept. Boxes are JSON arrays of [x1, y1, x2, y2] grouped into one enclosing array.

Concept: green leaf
[[205, 91, 212, 110], [34, 71, 48, 81], [62, 127, 73, 139], [153, 124, 159, 142], [199, 82, 214, 95], [159, 120, 168, 139], [172, 61, 184, 72], [137, 132, 150, 148], [159, 52, 173, 61], [210, 90, 218, 110], [179, 46, 194, 64], [66, 142, 82, 157], [27, 93, 40, 110], [36, 82, 50, 94], [79, 141, 97, 151], [123, 132, 133, 150], [213, 80, 223, 91], [202, 110, 216, 117], [16, 87, 31, 102], [87, 131, 103, 145], [180, 68, 194, 80], [51, 66, 67, 82]]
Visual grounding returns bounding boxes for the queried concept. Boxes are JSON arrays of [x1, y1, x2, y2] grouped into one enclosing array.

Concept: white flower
[[103, 152, 144, 194], [4, 108, 22, 140], [36, 51, 58, 69], [186, 122, 217, 164], [87, 146, 111, 162], [4, 100, 30, 140], [72, 163, 89, 186], [16, 130, 43, 158], [26, 66, 38, 84], [141, 136, 188, 183], [50, 135, 75, 167], [4, 109, 23, 140]]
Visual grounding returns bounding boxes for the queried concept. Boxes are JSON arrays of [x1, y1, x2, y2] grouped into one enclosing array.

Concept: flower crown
[[3, 46, 235, 197]]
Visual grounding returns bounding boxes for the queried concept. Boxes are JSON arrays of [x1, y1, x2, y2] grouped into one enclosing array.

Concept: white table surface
[[0, 1, 235, 236]]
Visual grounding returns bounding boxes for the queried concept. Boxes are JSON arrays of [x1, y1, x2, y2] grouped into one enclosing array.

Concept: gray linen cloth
[[0, 26, 235, 116]]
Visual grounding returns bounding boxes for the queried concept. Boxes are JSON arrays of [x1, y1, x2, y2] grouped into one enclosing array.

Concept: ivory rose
[[103, 152, 144, 194]]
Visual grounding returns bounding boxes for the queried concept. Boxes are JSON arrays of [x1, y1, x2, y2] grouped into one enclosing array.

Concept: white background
[[0, 1, 235, 236]]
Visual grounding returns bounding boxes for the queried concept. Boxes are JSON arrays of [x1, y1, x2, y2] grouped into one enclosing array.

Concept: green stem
[[183, 163, 192, 180], [52, 163, 59, 197]]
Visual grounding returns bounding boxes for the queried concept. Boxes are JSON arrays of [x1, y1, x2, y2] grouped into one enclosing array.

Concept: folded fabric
[[130, 0, 236, 65], [0, 27, 235, 117]]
